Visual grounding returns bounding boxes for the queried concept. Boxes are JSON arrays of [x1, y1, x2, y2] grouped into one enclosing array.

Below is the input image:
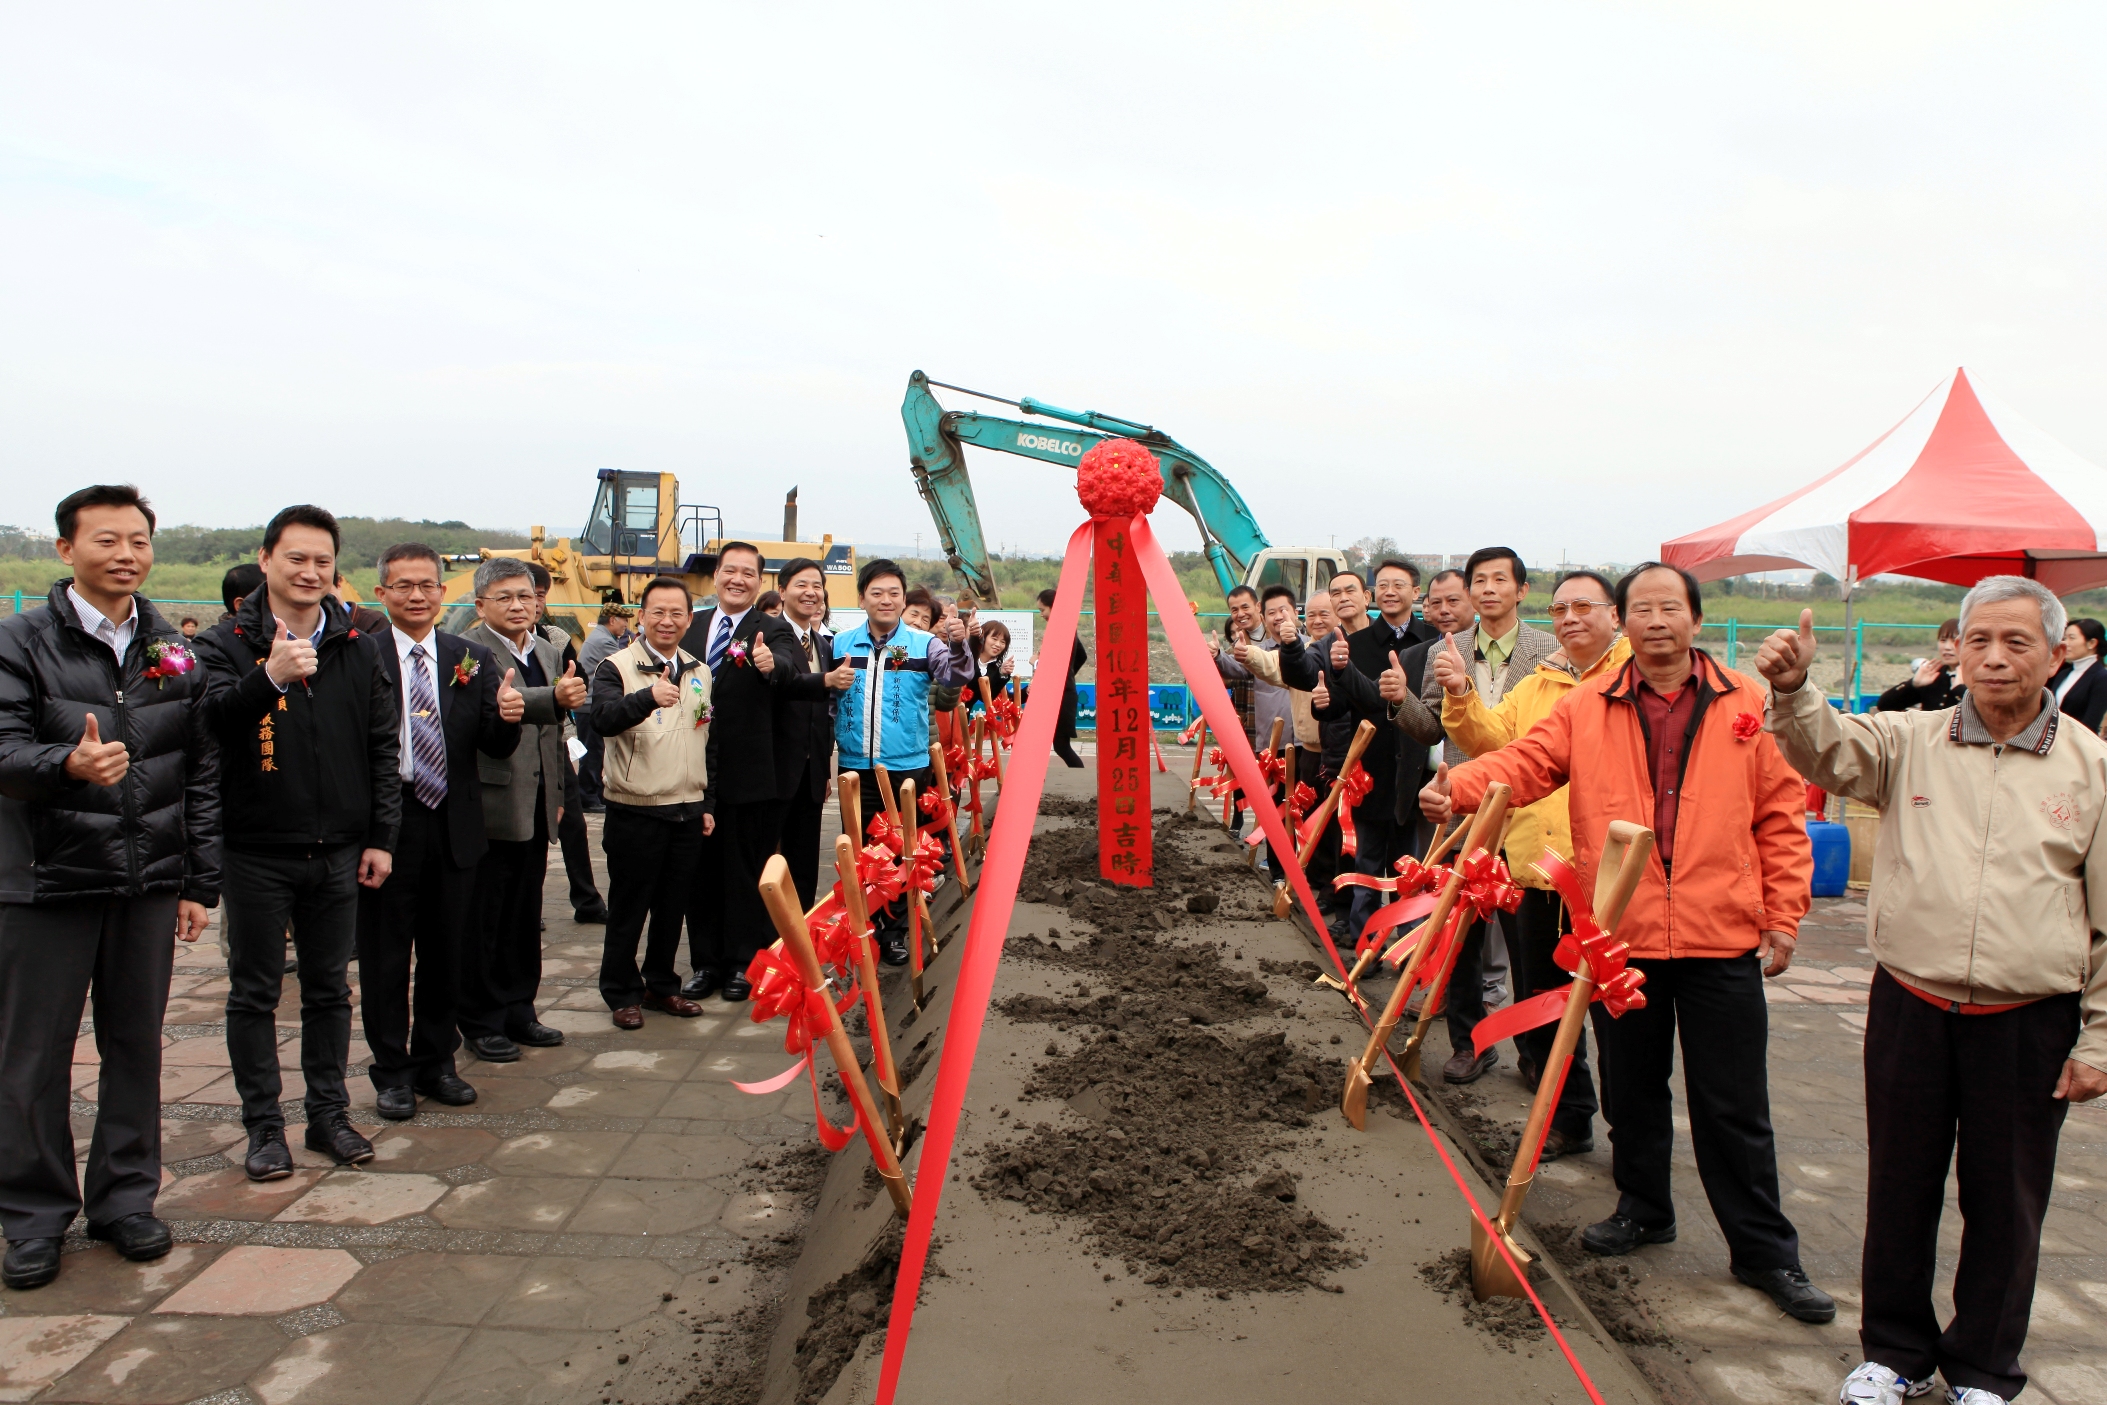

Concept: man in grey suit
[[457, 558, 587, 1062]]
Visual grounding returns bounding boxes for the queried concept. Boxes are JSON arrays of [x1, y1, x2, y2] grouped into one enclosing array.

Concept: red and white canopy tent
[[1664, 367, 2107, 598]]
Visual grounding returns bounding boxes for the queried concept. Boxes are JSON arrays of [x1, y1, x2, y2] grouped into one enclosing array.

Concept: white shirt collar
[[644, 638, 681, 668], [714, 605, 750, 636], [394, 627, 439, 665], [68, 586, 138, 656]]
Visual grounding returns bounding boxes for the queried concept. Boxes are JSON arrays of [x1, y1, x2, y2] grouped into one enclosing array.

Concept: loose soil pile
[[790, 1226, 946, 1405], [689, 1146, 836, 1405], [1015, 806, 1281, 930], [1417, 1248, 1548, 1350], [968, 819, 1362, 1297]]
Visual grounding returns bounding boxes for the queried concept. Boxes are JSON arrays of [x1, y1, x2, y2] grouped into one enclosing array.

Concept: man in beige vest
[[588, 575, 715, 1029]]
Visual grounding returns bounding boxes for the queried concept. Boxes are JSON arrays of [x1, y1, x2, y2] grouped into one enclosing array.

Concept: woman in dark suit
[[1037, 588, 1086, 768], [2056, 617, 2107, 733]]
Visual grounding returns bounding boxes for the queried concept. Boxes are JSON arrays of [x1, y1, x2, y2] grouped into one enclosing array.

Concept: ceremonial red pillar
[[1092, 517, 1152, 887]]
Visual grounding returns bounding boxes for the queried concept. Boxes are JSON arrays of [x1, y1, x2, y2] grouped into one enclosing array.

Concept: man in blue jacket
[[0, 485, 220, 1291], [831, 559, 976, 963]]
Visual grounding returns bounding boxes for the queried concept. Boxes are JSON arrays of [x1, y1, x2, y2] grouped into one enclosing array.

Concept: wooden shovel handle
[[839, 772, 863, 851], [1295, 719, 1376, 868]]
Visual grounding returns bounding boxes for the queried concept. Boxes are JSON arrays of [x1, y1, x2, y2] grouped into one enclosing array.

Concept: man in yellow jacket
[[1437, 568, 1630, 1158]]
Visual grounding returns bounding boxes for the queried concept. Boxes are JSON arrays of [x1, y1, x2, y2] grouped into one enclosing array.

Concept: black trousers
[[601, 807, 704, 1009], [1054, 685, 1082, 766], [576, 713, 605, 808], [1595, 952, 1800, 1272], [1345, 798, 1407, 937], [459, 804, 549, 1041], [556, 761, 603, 915], [1440, 915, 1491, 1053], [354, 798, 470, 1092], [719, 797, 789, 971], [224, 845, 358, 1131], [1862, 967, 2078, 1399], [1507, 887, 1598, 1139], [685, 824, 724, 977], [0, 895, 176, 1239], [780, 786, 827, 909], [848, 766, 934, 933]]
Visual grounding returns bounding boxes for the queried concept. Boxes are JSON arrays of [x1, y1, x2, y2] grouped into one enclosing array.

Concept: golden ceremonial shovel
[[928, 742, 972, 893], [835, 834, 905, 1152], [896, 778, 928, 1009], [839, 772, 863, 852], [1471, 820, 1653, 1300], [1397, 809, 1517, 1084], [1274, 719, 1376, 920], [1338, 817, 1460, 995], [1340, 784, 1510, 1130], [1184, 717, 1209, 815], [976, 677, 1007, 789], [757, 856, 913, 1218]]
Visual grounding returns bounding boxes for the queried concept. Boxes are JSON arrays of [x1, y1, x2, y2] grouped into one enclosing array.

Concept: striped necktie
[[708, 614, 733, 673], [407, 644, 448, 808]]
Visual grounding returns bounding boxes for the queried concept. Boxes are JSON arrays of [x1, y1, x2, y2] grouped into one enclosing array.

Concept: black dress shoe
[[414, 1073, 477, 1106], [573, 903, 609, 924], [304, 1117, 375, 1166], [1733, 1264, 1837, 1324], [1442, 1048, 1498, 1084], [508, 1023, 565, 1048], [1538, 1128, 1593, 1161], [468, 1034, 521, 1063], [1580, 1213, 1677, 1256], [2, 1237, 61, 1290], [879, 934, 910, 968], [720, 974, 752, 1002], [87, 1213, 172, 1262], [245, 1126, 294, 1182], [375, 1086, 416, 1120], [681, 969, 720, 1000]]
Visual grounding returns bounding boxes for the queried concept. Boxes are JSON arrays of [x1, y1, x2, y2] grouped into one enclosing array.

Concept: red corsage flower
[[1731, 711, 1763, 741]]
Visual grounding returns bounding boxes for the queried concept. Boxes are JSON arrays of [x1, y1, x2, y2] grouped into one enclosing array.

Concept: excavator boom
[[903, 370, 1272, 605]]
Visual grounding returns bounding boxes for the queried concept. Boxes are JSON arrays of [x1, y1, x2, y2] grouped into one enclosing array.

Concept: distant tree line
[[0, 518, 530, 567]]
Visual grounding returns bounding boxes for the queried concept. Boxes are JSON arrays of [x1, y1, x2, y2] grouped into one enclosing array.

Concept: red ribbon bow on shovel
[[735, 949, 861, 1151], [1468, 849, 1651, 1057]]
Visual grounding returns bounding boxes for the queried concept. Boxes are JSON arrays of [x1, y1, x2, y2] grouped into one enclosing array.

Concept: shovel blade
[[1470, 1215, 1533, 1301], [1340, 1058, 1371, 1130], [1272, 884, 1291, 919], [1398, 1039, 1423, 1084]]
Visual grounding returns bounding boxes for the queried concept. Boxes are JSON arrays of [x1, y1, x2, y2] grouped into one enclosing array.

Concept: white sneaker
[[1944, 1388, 2006, 1405], [1840, 1363, 1934, 1405]]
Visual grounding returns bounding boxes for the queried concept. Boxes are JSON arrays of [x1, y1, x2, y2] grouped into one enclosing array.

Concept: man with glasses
[[457, 558, 586, 1062], [1423, 562, 1831, 1326], [358, 545, 524, 1117], [1437, 570, 1630, 1155]]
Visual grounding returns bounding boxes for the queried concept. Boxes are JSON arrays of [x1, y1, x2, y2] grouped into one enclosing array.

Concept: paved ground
[[0, 811, 834, 1405], [1415, 891, 2107, 1405]]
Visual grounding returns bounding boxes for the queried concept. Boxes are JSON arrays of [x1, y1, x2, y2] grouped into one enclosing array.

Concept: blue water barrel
[[1806, 820, 1851, 898]]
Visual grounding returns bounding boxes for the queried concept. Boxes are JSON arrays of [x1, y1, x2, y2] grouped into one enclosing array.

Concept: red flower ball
[[1075, 438, 1163, 519], [1732, 711, 1763, 740]]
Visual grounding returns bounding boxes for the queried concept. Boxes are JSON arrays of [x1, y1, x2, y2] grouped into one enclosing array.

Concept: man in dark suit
[[680, 542, 805, 1001], [358, 545, 524, 1119], [774, 557, 855, 907]]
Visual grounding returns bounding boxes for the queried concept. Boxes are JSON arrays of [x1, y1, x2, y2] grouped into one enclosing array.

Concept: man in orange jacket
[[1423, 561, 1834, 1325]]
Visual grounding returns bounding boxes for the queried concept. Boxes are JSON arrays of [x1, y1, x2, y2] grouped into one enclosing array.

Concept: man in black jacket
[[0, 485, 220, 1291], [775, 558, 855, 906], [358, 544, 523, 1120], [195, 504, 400, 1181], [681, 543, 805, 1001]]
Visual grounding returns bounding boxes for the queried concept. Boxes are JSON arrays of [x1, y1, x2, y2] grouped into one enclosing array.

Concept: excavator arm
[[903, 369, 1271, 606]]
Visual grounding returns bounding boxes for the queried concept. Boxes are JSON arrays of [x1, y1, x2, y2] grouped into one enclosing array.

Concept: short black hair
[[1553, 569, 1616, 602], [756, 590, 782, 614], [2074, 617, 2107, 662], [1464, 547, 1527, 587], [638, 576, 692, 611], [377, 542, 443, 586], [56, 484, 155, 541], [1614, 561, 1704, 619], [1036, 587, 1057, 609], [263, 504, 340, 554], [777, 556, 824, 589], [1373, 558, 1420, 587], [1259, 584, 1298, 610], [717, 541, 763, 571], [859, 558, 907, 596], [1226, 584, 1259, 604], [1425, 568, 1466, 591], [179, 616, 198, 627], [903, 586, 938, 617], [1329, 568, 1364, 590], [221, 562, 264, 614]]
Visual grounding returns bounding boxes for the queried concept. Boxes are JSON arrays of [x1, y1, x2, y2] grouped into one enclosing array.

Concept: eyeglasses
[[380, 581, 445, 596], [479, 591, 537, 607], [1547, 600, 1613, 619]]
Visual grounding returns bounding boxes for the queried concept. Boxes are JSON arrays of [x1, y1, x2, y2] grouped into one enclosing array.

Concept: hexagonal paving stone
[[431, 1176, 594, 1232], [159, 1119, 247, 1164], [541, 1080, 674, 1119], [333, 1253, 527, 1327], [274, 1170, 448, 1225], [566, 1177, 730, 1237], [585, 1048, 700, 1081], [248, 1322, 466, 1405], [415, 1327, 604, 1405], [0, 1315, 129, 1401], [484, 1256, 677, 1331], [0, 1244, 219, 1317], [153, 1247, 361, 1316], [156, 1166, 325, 1222], [607, 1133, 753, 1181], [37, 1314, 285, 1404], [364, 1124, 500, 1172], [486, 1130, 630, 1178]]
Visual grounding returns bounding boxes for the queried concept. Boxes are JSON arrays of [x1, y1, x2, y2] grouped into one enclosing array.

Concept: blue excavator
[[901, 370, 1348, 607]]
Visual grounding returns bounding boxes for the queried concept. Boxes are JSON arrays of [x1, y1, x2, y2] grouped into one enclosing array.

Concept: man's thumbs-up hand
[[1755, 608, 1817, 693], [266, 616, 318, 687], [1434, 632, 1470, 696], [1379, 648, 1410, 702], [496, 667, 525, 722], [1419, 760, 1454, 823], [65, 711, 129, 786], [1328, 628, 1350, 670], [553, 658, 587, 709]]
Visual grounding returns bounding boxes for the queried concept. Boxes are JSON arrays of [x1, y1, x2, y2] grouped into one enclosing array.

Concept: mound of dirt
[[1416, 1247, 1548, 1350], [1016, 815, 1276, 932], [791, 1225, 946, 1405], [1000, 930, 1273, 1027]]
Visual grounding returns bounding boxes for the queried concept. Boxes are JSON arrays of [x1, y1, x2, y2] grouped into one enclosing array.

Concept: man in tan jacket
[[1760, 576, 2107, 1405]]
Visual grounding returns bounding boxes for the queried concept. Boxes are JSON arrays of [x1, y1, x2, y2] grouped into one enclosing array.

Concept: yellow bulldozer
[[440, 472, 858, 637]]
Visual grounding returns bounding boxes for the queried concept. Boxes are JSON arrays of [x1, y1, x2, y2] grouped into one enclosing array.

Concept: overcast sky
[[4, 2, 2104, 569]]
